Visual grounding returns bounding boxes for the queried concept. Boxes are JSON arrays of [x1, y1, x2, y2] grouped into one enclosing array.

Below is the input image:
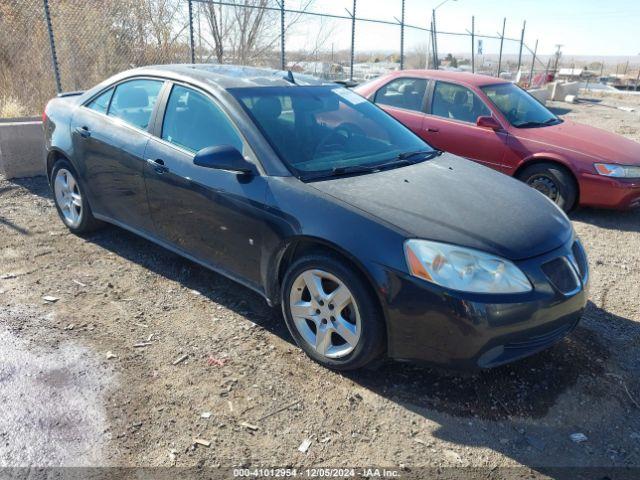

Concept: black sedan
[[43, 65, 588, 370]]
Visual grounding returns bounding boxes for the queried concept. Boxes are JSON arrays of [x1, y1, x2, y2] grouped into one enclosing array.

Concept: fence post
[[42, 0, 62, 93], [399, 0, 405, 70], [528, 39, 538, 86], [471, 16, 475, 74], [279, 0, 286, 70], [349, 0, 356, 81], [188, 0, 195, 64], [516, 20, 525, 75], [431, 9, 438, 70], [497, 17, 505, 77]]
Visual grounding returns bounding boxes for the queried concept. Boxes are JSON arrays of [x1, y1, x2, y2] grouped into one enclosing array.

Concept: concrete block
[[0, 117, 46, 179], [528, 87, 550, 105], [549, 81, 580, 102]]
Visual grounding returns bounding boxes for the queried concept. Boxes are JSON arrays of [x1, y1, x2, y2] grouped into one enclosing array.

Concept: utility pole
[[528, 39, 538, 86], [279, 0, 286, 70], [471, 16, 475, 74], [497, 17, 506, 77], [552, 44, 562, 74], [399, 0, 405, 69], [348, 0, 356, 81], [432, 9, 439, 70], [516, 20, 526, 75]]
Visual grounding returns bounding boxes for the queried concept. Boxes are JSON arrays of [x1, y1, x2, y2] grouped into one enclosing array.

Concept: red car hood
[[512, 119, 640, 165]]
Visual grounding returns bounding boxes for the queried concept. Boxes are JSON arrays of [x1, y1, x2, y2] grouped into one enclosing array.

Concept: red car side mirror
[[476, 116, 502, 131]]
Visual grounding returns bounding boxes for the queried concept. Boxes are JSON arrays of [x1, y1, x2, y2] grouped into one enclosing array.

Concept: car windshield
[[481, 83, 561, 128], [229, 86, 433, 179]]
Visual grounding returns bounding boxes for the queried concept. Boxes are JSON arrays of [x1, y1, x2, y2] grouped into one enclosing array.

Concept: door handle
[[146, 158, 169, 174], [75, 126, 91, 138], [427, 127, 439, 133]]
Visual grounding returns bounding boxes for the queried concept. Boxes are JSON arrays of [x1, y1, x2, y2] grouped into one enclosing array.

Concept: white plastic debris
[[193, 438, 211, 447], [298, 438, 312, 453], [43, 295, 59, 302], [570, 432, 588, 443], [201, 412, 212, 419]]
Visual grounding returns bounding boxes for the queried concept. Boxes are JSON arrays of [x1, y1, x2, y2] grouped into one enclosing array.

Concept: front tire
[[281, 253, 385, 370], [517, 162, 578, 212], [51, 159, 103, 234]]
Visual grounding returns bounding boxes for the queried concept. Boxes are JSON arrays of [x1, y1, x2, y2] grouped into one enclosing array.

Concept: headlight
[[594, 163, 640, 178], [404, 239, 532, 294]]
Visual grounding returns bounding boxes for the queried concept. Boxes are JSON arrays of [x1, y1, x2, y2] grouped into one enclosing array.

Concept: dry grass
[[0, 96, 28, 119]]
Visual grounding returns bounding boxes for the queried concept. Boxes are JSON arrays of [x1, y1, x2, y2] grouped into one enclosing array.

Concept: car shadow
[[7, 176, 640, 476], [570, 207, 640, 233], [85, 224, 640, 476], [548, 106, 573, 116]]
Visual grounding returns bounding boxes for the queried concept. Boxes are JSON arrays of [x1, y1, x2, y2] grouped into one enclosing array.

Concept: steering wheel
[[313, 122, 365, 157]]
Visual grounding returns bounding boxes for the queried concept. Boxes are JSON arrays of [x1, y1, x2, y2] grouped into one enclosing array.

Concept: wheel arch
[[514, 155, 580, 204], [46, 148, 73, 182], [270, 236, 386, 313]]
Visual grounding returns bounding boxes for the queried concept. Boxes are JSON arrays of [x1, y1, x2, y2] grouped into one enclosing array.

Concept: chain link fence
[[1, 0, 551, 118]]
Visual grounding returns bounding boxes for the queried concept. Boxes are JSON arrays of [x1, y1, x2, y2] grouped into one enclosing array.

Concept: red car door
[[422, 80, 510, 173]]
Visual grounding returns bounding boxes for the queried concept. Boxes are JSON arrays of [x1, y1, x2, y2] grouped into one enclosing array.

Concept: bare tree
[[199, 0, 315, 66], [203, 1, 228, 62]]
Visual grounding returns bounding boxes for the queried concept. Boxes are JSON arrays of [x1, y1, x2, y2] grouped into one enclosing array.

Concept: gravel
[[0, 93, 639, 470]]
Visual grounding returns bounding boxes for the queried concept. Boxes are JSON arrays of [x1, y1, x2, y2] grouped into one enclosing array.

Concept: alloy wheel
[[288, 269, 361, 359], [54, 168, 83, 228]]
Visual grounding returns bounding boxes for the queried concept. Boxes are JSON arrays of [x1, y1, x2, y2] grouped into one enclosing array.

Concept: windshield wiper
[[514, 118, 559, 128], [301, 164, 376, 181], [338, 150, 441, 173], [300, 150, 442, 182], [398, 149, 443, 160]]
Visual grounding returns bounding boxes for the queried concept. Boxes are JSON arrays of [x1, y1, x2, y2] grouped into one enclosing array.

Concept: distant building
[[557, 68, 597, 81], [287, 61, 343, 79], [352, 62, 400, 81]]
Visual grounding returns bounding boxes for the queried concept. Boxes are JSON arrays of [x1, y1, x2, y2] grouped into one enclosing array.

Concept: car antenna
[[285, 70, 296, 85]]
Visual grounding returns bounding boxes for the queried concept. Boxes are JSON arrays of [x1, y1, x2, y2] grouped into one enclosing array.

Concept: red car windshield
[[482, 83, 561, 128]]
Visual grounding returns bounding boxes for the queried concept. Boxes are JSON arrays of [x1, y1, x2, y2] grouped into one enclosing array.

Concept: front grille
[[503, 321, 575, 353], [541, 257, 580, 294], [571, 240, 588, 280]]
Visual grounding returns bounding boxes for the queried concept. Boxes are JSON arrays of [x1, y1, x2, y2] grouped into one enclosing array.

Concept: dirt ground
[[1, 92, 640, 476]]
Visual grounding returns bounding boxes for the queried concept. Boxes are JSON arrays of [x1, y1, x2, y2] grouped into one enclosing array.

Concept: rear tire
[[51, 159, 103, 234], [281, 253, 385, 370], [517, 162, 577, 212]]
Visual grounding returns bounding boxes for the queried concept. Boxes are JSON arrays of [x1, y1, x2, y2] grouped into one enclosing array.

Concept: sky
[[286, 0, 640, 59]]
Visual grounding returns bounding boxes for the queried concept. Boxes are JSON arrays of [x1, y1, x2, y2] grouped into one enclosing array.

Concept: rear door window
[[107, 79, 163, 130], [161, 84, 243, 153], [431, 81, 491, 123], [86, 88, 114, 114], [374, 78, 427, 112]]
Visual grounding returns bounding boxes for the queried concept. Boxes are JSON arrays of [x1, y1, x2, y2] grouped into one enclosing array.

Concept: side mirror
[[476, 116, 502, 131], [193, 145, 256, 175]]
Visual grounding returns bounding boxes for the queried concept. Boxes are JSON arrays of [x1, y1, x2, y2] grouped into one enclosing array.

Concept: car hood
[[309, 154, 572, 260], [513, 119, 640, 165]]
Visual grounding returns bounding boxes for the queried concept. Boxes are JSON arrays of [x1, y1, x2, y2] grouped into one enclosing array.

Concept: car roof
[[389, 69, 509, 88], [123, 64, 337, 89]]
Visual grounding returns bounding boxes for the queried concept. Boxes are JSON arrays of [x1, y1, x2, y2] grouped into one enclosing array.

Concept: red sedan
[[355, 70, 640, 211]]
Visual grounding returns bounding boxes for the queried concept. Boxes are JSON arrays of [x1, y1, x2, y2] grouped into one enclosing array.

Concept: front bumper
[[579, 173, 640, 209], [381, 239, 588, 370]]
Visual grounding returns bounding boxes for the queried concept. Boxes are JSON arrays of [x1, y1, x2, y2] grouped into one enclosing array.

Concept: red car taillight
[[42, 101, 50, 124]]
